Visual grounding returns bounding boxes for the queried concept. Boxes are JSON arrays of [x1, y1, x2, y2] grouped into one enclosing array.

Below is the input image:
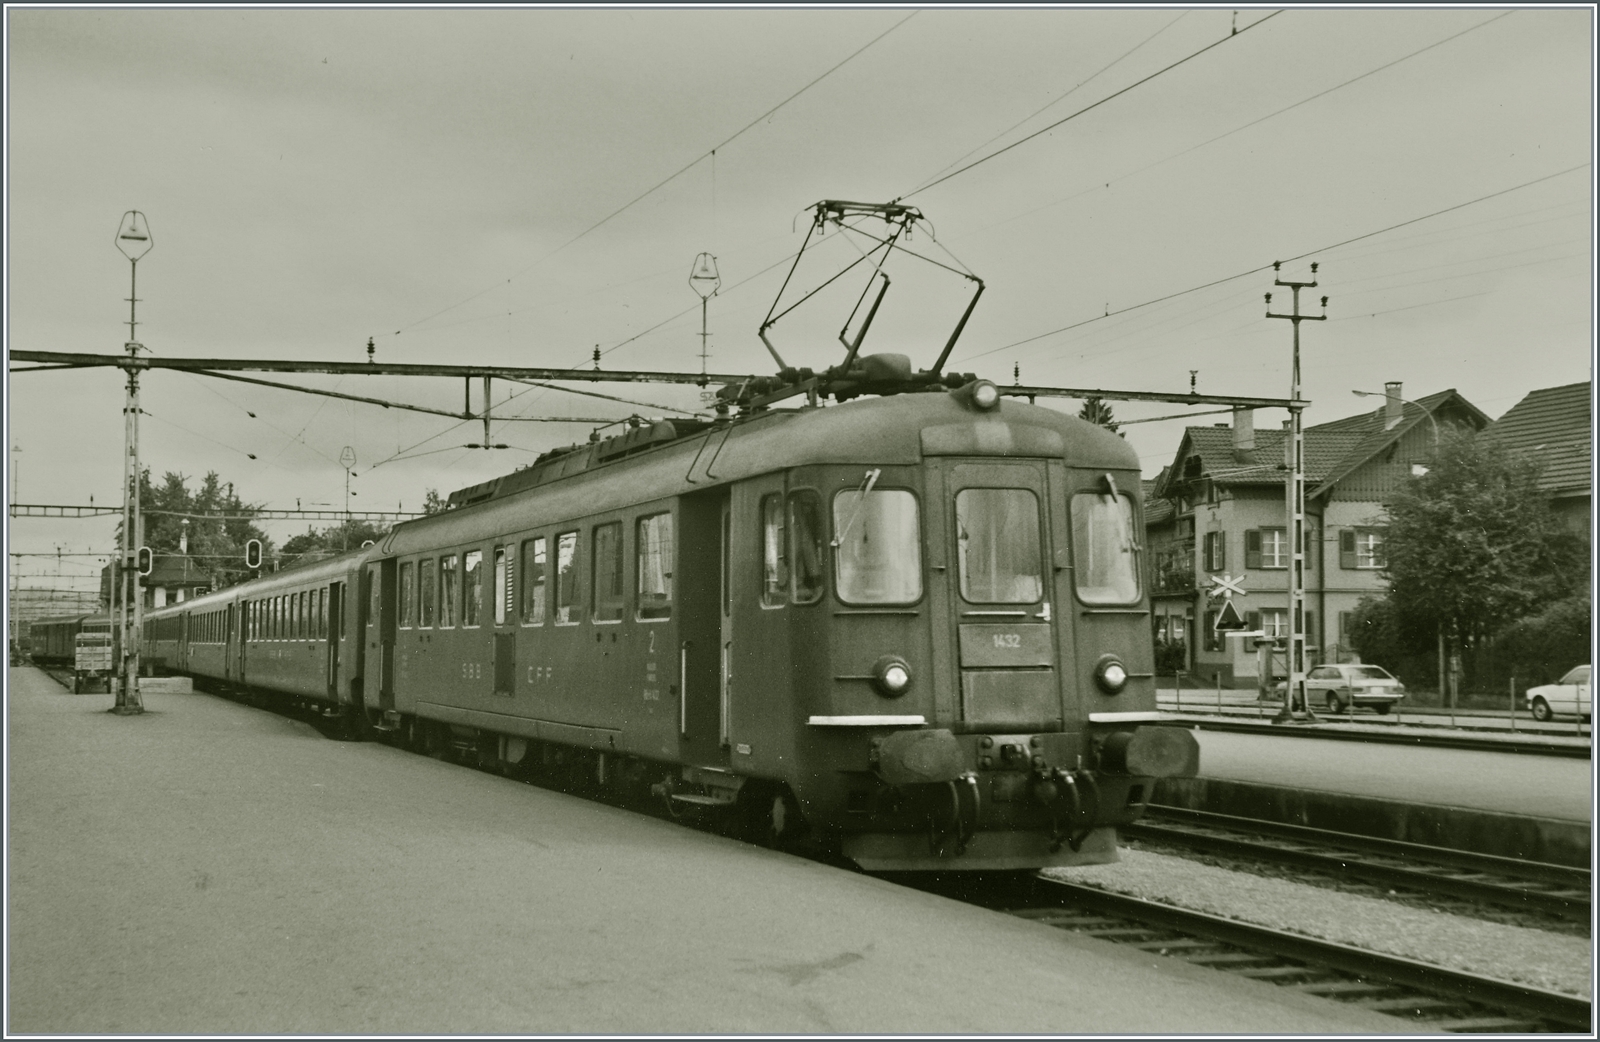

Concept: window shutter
[[1244, 529, 1261, 569], [1245, 610, 1261, 632], [1203, 611, 1217, 651], [1339, 529, 1356, 569], [1218, 531, 1226, 570], [1303, 527, 1314, 571], [1304, 611, 1316, 646]]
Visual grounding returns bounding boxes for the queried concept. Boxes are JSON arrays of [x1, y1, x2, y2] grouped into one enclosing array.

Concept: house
[[1146, 382, 1490, 687], [1479, 381, 1591, 534], [100, 554, 214, 611]]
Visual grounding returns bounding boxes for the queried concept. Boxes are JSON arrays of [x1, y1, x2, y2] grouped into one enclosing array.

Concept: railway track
[[1012, 879, 1591, 1033], [901, 873, 1590, 1033], [1124, 805, 1591, 924]]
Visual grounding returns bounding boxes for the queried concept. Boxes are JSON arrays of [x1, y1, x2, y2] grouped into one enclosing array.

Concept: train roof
[[381, 388, 1137, 556], [144, 547, 368, 620]]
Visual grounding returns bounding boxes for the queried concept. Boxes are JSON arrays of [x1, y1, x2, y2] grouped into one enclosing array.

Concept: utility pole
[[1265, 261, 1327, 725], [689, 253, 720, 388], [113, 212, 152, 715], [340, 446, 357, 552]]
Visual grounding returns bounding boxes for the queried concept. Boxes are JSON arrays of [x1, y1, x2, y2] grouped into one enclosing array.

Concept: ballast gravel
[[1044, 848, 1591, 999]]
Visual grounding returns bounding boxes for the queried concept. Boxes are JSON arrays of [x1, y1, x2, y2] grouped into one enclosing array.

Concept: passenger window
[[440, 555, 459, 628], [956, 488, 1043, 604], [493, 547, 510, 626], [593, 522, 624, 622], [555, 532, 581, 624], [310, 589, 322, 637], [419, 558, 436, 628], [463, 550, 483, 627], [832, 488, 922, 605], [761, 494, 787, 608], [319, 588, 329, 637], [1071, 490, 1141, 605], [788, 490, 825, 605], [637, 513, 673, 620], [522, 537, 546, 624], [399, 562, 415, 628]]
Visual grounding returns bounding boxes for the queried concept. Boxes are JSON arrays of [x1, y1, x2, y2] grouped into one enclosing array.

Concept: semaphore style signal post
[[113, 211, 153, 716], [1266, 262, 1327, 725]]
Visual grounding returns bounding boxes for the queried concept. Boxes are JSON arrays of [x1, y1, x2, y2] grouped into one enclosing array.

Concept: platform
[[6, 667, 1404, 1034]]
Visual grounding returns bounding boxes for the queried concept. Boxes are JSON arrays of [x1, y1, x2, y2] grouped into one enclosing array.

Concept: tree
[[1078, 397, 1121, 435], [422, 488, 449, 515], [1380, 427, 1585, 691], [123, 469, 273, 590], [280, 519, 392, 565]]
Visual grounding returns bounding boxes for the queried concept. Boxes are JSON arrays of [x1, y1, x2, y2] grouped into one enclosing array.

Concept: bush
[[1153, 638, 1188, 675]]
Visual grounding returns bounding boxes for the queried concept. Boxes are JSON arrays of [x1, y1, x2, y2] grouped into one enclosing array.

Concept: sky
[[6, 6, 1594, 594]]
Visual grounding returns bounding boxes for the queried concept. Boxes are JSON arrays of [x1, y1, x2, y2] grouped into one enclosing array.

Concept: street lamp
[[1351, 389, 1440, 449]]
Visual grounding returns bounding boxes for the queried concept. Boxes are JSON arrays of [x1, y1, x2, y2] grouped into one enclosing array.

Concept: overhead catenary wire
[[393, 11, 918, 338], [981, 10, 1518, 233], [955, 162, 1591, 365], [904, 10, 1283, 199], [907, 11, 1190, 195]]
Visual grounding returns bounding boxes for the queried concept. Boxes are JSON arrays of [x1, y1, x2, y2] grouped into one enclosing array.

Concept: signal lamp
[[1093, 654, 1128, 695], [136, 546, 154, 576], [871, 654, 913, 698], [244, 539, 263, 570]]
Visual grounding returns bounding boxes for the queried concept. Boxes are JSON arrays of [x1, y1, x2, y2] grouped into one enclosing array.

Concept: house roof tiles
[[1481, 381, 1592, 497]]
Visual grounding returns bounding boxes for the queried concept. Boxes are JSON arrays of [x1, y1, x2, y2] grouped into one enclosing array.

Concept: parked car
[[1304, 663, 1407, 715], [1525, 666, 1591, 722]]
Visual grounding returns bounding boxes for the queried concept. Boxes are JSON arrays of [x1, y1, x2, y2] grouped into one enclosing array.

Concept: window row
[[397, 513, 676, 629], [248, 588, 331, 641], [1203, 527, 1385, 572], [186, 610, 229, 644]]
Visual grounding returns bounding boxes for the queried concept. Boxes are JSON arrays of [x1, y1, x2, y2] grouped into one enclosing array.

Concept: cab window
[[956, 488, 1042, 604], [833, 488, 921, 605], [1071, 490, 1141, 605]]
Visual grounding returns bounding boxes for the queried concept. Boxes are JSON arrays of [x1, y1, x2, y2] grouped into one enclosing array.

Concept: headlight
[[871, 655, 913, 698], [1093, 654, 1128, 695], [971, 380, 1000, 410]]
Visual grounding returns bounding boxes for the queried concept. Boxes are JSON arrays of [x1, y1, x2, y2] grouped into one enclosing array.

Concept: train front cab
[[742, 436, 1198, 870]]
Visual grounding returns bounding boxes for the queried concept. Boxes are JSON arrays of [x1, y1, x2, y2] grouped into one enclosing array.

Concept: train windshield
[[1071, 490, 1140, 604], [833, 488, 921, 604], [956, 489, 1042, 603]]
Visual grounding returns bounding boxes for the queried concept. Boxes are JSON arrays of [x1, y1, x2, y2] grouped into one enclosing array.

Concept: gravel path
[[1045, 849, 1592, 998]]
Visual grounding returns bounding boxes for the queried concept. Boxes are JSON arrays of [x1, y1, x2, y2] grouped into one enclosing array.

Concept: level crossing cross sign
[[1207, 573, 1249, 634], [1208, 573, 1247, 600]]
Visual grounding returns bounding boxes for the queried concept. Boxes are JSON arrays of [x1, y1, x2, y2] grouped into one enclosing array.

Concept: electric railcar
[[142, 368, 1199, 870]]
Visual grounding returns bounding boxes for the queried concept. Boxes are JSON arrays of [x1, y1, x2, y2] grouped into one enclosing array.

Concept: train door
[[234, 603, 245, 684], [724, 474, 790, 766], [178, 612, 189, 674], [492, 546, 515, 697], [676, 489, 729, 768], [326, 582, 342, 701], [363, 560, 397, 713], [936, 459, 1064, 730], [225, 604, 237, 681]]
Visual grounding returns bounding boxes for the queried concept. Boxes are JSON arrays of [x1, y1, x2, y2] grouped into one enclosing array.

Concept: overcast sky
[[6, 6, 1593, 589]]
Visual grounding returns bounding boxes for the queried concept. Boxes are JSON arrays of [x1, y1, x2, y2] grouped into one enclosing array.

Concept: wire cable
[[394, 11, 919, 338], [907, 11, 1189, 195], [955, 162, 1590, 364], [905, 10, 1282, 199]]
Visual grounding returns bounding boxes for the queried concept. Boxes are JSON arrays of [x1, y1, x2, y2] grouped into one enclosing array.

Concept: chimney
[[1384, 381, 1403, 430], [1232, 407, 1255, 461]]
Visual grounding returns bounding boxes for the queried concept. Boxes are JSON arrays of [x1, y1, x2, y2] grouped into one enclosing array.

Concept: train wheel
[[737, 784, 808, 851]]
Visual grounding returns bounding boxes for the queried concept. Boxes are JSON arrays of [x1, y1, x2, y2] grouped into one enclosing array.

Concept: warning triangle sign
[[1214, 598, 1247, 632]]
